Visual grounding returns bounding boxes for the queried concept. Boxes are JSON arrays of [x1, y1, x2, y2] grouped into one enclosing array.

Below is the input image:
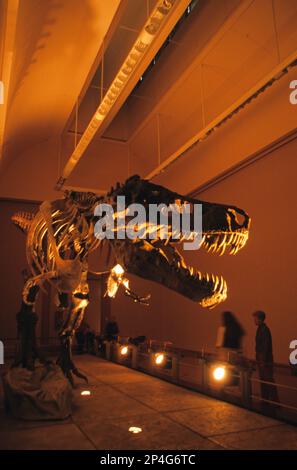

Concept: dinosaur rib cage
[[26, 203, 99, 280]]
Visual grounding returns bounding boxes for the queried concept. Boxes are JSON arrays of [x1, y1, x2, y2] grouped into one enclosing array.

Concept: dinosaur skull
[[105, 176, 250, 309]]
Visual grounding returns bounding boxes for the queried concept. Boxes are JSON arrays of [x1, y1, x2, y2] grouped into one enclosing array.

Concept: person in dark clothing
[[104, 316, 119, 342], [95, 317, 120, 354], [222, 311, 245, 350], [75, 320, 95, 354], [216, 311, 245, 354], [216, 311, 245, 385], [253, 310, 279, 411]]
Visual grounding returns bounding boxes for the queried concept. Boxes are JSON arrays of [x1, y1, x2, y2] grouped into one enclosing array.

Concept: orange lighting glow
[[112, 264, 124, 276], [128, 426, 142, 434], [81, 390, 91, 396], [213, 366, 226, 381], [155, 353, 165, 365], [120, 346, 129, 356]]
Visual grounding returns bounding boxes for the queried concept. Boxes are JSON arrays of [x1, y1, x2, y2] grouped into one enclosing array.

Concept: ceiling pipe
[[56, 0, 191, 190]]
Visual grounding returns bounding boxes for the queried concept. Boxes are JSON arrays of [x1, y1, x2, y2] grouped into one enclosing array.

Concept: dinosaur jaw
[[113, 240, 227, 309], [111, 224, 249, 308]]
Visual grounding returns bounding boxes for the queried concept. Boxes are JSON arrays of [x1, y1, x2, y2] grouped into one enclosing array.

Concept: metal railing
[[3, 336, 297, 424], [102, 340, 297, 425]]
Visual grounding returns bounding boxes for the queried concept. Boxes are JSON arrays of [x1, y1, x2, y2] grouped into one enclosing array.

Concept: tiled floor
[[1, 355, 297, 450]]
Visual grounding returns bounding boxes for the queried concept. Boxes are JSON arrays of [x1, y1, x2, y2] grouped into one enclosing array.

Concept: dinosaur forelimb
[[124, 287, 151, 306]]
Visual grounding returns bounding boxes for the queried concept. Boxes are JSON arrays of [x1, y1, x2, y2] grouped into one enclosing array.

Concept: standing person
[[253, 310, 279, 412], [216, 311, 245, 357], [104, 315, 119, 342]]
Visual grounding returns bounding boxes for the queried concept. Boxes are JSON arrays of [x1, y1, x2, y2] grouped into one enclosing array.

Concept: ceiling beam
[[61, 0, 129, 142], [145, 49, 297, 180], [56, 0, 191, 190]]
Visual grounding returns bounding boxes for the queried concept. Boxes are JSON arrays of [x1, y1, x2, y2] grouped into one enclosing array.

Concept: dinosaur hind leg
[[56, 290, 89, 386]]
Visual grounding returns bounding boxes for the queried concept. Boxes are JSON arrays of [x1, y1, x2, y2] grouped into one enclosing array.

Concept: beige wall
[[0, 199, 40, 340], [111, 135, 297, 364]]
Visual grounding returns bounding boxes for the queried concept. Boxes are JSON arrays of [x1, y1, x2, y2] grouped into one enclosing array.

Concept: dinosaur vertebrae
[[12, 211, 35, 233]]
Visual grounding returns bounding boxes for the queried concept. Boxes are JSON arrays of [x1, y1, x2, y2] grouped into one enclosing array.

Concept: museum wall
[[111, 135, 297, 365], [0, 199, 41, 342], [0, 138, 61, 201]]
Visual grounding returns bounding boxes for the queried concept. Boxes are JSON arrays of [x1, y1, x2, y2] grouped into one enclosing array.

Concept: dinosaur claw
[[72, 368, 88, 383]]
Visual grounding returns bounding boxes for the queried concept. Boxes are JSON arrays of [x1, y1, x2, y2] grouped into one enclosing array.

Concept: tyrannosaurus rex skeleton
[[12, 175, 250, 383]]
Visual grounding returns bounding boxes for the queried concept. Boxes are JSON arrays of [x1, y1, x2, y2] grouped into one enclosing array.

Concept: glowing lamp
[[120, 346, 129, 356], [81, 390, 91, 396], [213, 366, 226, 381], [129, 426, 142, 434], [155, 353, 165, 365]]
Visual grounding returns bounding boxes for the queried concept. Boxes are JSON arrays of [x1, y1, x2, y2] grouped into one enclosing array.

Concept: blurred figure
[[75, 319, 95, 354], [104, 315, 119, 342], [216, 311, 245, 355], [253, 310, 279, 412], [95, 316, 120, 355], [128, 335, 146, 347]]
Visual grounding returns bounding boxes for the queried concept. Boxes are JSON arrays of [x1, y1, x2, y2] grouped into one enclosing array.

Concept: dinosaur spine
[[12, 211, 35, 233]]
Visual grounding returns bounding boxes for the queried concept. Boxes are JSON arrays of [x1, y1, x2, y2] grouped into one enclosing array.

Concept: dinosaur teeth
[[212, 274, 219, 291], [218, 234, 227, 249], [218, 276, 224, 294], [218, 243, 227, 256], [215, 275, 220, 291], [226, 233, 234, 245], [210, 240, 218, 253], [201, 230, 248, 256], [229, 245, 237, 255]]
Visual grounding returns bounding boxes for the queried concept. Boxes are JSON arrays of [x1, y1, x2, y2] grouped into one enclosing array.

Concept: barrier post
[[201, 358, 208, 391], [131, 345, 138, 369], [105, 341, 111, 360], [240, 368, 252, 408], [172, 354, 179, 382]]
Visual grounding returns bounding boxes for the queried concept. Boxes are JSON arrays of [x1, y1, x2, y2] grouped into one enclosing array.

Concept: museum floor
[[1, 355, 297, 450]]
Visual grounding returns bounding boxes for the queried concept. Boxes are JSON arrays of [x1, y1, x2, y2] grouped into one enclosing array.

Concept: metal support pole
[[201, 358, 208, 391], [131, 346, 138, 369], [172, 354, 179, 382], [115, 343, 121, 363], [105, 341, 111, 360], [240, 368, 252, 408]]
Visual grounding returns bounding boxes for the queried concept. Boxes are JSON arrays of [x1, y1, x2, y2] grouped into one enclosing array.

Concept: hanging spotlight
[[57, 0, 189, 188]]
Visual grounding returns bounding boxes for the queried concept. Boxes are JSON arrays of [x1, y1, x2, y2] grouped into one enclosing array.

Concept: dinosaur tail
[[12, 211, 35, 233]]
